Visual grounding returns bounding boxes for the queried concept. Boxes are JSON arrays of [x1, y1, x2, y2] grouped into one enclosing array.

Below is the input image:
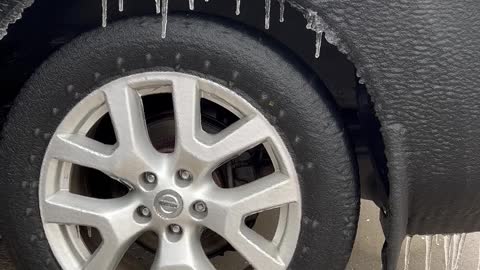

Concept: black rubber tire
[[0, 15, 359, 270]]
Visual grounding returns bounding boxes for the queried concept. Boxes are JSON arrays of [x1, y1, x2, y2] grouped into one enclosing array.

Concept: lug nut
[[144, 172, 157, 184], [193, 201, 207, 213], [178, 169, 193, 181], [169, 224, 182, 234], [138, 206, 151, 217]]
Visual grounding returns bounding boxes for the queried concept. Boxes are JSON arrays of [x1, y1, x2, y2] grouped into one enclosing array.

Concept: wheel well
[[0, 0, 387, 205]]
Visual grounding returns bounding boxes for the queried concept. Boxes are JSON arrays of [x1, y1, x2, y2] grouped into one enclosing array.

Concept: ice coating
[[0, 0, 34, 40], [404, 236, 412, 270], [265, 0, 271, 30]]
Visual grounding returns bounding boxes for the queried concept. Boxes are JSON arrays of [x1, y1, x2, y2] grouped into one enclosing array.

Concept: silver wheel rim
[[39, 72, 302, 270]]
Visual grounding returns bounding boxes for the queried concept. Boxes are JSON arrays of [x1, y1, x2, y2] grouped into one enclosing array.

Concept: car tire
[[0, 15, 359, 270]]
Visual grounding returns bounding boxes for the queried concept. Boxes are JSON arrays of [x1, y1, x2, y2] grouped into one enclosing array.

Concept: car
[[0, 0, 478, 269]]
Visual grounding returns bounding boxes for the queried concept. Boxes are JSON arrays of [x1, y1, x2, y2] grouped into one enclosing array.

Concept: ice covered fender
[[0, 0, 34, 39]]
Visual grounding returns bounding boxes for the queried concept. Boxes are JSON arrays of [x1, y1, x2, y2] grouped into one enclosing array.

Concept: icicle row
[[425, 235, 433, 270], [404, 236, 412, 270], [265, 0, 271, 30], [279, 0, 285, 22], [161, 0, 169, 38]]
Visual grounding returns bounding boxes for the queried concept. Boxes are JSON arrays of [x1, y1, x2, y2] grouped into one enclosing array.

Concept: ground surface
[[2, 200, 480, 269]]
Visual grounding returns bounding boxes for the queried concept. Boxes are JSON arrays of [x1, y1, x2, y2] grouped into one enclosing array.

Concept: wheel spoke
[[84, 238, 135, 270], [103, 85, 152, 153], [48, 134, 116, 175], [208, 172, 298, 218], [171, 76, 201, 146], [44, 191, 144, 270], [150, 229, 215, 270], [200, 172, 297, 269], [234, 227, 285, 270], [204, 115, 272, 169]]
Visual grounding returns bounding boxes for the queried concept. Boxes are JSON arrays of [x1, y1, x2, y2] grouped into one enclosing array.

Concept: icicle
[[477, 241, 480, 270], [404, 236, 412, 270], [315, 31, 323, 58], [425, 235, 433, 270], [279, 0, 285, 22], [235, 0, 241, 15], [189, 0, 194, 10], [265, 0, 271, 30], [102, 0, 108, 27], [452, 233, 466, 270], [87, 227, 93, 238], [444, 235, 452, 270], [450, 234, 461, 270], [119, 0, 124, 12], [161, 0, 169, 38], [155, 0, 161, 14]]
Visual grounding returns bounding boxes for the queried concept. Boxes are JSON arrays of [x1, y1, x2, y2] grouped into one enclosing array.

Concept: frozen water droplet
[[161, 0, 169, 38], [235, 0, 241, 15], [119, 0, 124, 12], [102, 0, 108, 27], [279, 0, 285, 22], [189, 0, 194, 10], [425, 235, 433, 270], [265, 0, 271, 30], [404, 236, 412, 270], [315, 31, 323, 58], [155, 0, 161, 14]]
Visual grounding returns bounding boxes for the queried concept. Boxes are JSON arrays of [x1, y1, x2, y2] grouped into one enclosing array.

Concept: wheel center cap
[[154, 190, 183, 218]]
